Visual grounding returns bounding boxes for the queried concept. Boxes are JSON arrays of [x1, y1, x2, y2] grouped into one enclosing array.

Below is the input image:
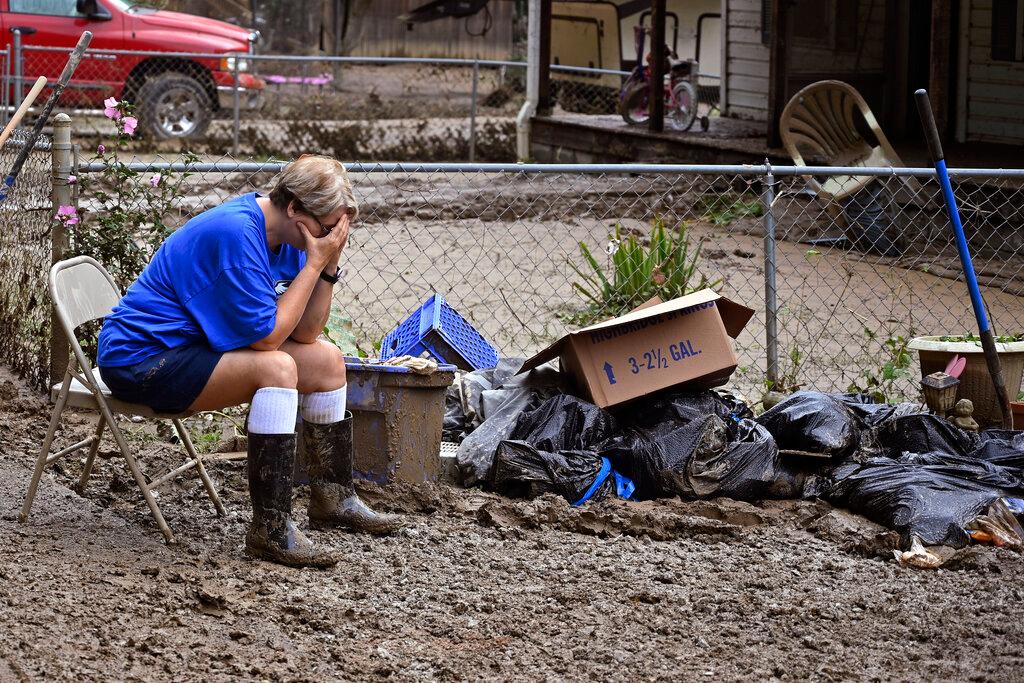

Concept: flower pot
[[1013, 401, 1024, 430], [908, 336, 1024, 428]]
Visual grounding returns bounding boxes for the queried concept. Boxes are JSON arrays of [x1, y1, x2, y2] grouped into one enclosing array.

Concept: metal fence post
[[232, 60, 241, 156], [762, 162, 779, 388], [49, 113, 73, 387], [11, 29, 23, 109], [469, 59, 479, 163]]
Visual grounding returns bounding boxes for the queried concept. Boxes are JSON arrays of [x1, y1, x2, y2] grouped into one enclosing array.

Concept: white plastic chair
[[19, 256, 228, 544], [779, 80, 921, 201]]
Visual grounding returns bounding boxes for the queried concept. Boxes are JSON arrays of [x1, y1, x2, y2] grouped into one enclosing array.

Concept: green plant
[[68, 99, 198, 292], [695, 194, 764, 226], [847, 330, 913, 403], [567, 217, 720, 325], [323, 303, 369, 357], [937, 332, 1024, 344]]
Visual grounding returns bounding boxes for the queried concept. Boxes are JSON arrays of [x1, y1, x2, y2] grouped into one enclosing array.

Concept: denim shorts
[[99, 343, 222, 414]]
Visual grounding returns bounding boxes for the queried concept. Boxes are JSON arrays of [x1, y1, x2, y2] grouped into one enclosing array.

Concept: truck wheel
[[137, 72, 212, 140]]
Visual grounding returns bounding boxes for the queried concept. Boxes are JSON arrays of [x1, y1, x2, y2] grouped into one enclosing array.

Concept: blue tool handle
[[916, 89, 1012, 428], [934, 159, 990, 333]]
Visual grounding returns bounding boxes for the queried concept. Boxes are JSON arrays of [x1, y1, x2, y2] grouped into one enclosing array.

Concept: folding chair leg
[[76, 416, 107, 493], [173, 419, 227, 517], [99, 402, 176, 544], [19, 371, 73, 523]]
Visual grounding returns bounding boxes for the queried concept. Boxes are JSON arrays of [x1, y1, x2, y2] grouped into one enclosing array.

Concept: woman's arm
[[249, 264, 323, 351], [250, 219, 347, 351], [289, 266, 337, 344], [289, 215, 350, 344]]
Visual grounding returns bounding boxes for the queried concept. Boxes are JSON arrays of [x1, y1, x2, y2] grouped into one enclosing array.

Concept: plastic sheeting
[[491, 441, 634, 505], [826, 456, 1010, 548], [756, 391, 862, 458], [453, 360, 565, 486]]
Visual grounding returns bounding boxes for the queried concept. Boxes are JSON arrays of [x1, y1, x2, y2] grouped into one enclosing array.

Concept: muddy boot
[[245, 432, 338, 569], [305, 413, 405, 535]]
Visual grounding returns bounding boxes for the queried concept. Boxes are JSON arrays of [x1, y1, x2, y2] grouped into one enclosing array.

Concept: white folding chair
[[19, 256, 228, 544]]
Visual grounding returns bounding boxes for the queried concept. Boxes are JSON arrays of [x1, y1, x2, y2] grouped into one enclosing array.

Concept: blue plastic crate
[[379, 294, 499, 371]]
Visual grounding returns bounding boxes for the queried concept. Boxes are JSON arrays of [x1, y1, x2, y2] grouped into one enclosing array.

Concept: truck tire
[[137, 72, 212, 140]]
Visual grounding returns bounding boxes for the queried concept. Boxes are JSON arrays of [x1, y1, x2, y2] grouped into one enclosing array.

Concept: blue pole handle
[[933, 159, 991, 334]]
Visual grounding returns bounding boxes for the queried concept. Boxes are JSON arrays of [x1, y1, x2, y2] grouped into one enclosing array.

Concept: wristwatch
[[320, 266, 341, 285]]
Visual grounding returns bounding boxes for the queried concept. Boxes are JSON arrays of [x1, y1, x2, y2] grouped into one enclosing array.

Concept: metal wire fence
[[0, 130, 56, 390], [15, 45, 720, 161], [67, 157, 1024, 404]]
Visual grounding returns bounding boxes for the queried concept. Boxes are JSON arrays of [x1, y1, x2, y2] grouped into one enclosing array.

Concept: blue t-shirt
[[97, 193, 305, 367]]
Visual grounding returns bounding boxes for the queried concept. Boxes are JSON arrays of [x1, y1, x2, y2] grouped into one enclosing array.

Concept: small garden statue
[[949, 399, 979, 432]]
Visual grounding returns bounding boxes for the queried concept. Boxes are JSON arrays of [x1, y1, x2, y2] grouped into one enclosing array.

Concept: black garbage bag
[[602, 416, 797, 501], [455, 361, 566, 486], [687, 419, 798, 500], [901, 451, 1024, 494], [510, 394, 618, 453], [602, 414, 729, 499], [877, 414, 978, 458], [826, 456, 1007, 547], [615, 389, 751, 437], [756, 391, 860, 458], [833, 393, 925, 427], [974, 430, 1024, 470], [491, 440, 634, 504]]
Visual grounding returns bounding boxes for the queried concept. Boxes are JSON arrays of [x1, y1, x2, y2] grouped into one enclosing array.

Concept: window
[[992, 0, 1024, 61], [8, 0, 82, 17]]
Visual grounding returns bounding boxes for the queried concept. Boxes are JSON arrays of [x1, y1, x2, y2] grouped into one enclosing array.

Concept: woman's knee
[[254, 350, 298, 389], [319, 341, 346, 388], [300, 341, 346, 391]]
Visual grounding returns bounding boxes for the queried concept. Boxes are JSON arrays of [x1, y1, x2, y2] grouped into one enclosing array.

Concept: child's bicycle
[[618, 25, 702, 131]]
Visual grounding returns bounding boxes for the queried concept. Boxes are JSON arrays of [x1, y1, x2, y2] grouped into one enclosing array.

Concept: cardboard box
[[520, 290, 754, 408]]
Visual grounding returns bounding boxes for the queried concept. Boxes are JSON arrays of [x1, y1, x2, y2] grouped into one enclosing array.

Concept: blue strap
[[573, 457, 612, 507], [613, 470, 636, 500], [573, 458, 636, 506]]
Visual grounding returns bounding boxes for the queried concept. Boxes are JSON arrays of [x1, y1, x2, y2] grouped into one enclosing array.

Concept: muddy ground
[[2, 367, 1024, 682]]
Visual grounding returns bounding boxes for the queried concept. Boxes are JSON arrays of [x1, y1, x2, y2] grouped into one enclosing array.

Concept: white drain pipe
[[515, 0, 541, 161]]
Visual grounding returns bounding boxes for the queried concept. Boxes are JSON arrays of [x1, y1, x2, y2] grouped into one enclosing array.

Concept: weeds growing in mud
[[847, 331, 914, 403], [696, 194, 764, 226], [566, 216, 719, 325]]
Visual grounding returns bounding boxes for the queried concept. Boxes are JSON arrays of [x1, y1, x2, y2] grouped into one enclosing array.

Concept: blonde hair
[[268, 155, 359, 220]]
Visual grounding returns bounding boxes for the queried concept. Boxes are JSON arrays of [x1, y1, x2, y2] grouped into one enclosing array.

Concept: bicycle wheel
[[669, 81, 698, 131], [619, 80, 650, 125]]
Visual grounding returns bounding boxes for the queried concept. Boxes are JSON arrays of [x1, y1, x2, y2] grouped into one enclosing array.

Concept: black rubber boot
[[245, 432, 338, 568], [305, 413, 405, 535]]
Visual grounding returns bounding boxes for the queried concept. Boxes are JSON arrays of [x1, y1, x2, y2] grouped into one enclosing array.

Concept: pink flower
[[149, 173, 162, 187], [55, 205, 78, 225], [67, 174, 76, 184], [121, 116, 138, 136], [103, 96, 120, 120], [97, 144, 106, 154]]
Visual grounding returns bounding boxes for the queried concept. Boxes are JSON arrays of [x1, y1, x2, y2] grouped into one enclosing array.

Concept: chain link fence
[[67, 156, 1024, 404], [0, 130, 55, 390]]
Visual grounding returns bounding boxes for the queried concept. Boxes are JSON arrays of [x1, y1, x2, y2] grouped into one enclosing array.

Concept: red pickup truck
[[2, 0, 264, 139]]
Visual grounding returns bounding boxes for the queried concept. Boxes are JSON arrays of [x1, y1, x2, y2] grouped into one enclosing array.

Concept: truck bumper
[[217, 86, 263, 111]]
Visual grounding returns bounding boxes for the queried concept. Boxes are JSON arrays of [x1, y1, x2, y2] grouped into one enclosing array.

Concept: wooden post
[[649, 0, 666, 132], [766, 0, 790, 147], [50, 113, 73, 388], [537, 0, 553, 115], [929, 0, 953, 139]]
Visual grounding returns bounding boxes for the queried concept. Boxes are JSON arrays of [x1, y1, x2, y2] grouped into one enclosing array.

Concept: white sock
[[299, 385, 347, 424], [248, 387, 299, 434]]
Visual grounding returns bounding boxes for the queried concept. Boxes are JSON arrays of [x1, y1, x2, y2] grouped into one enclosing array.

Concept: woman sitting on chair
[[96, 155, 402, 568]]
